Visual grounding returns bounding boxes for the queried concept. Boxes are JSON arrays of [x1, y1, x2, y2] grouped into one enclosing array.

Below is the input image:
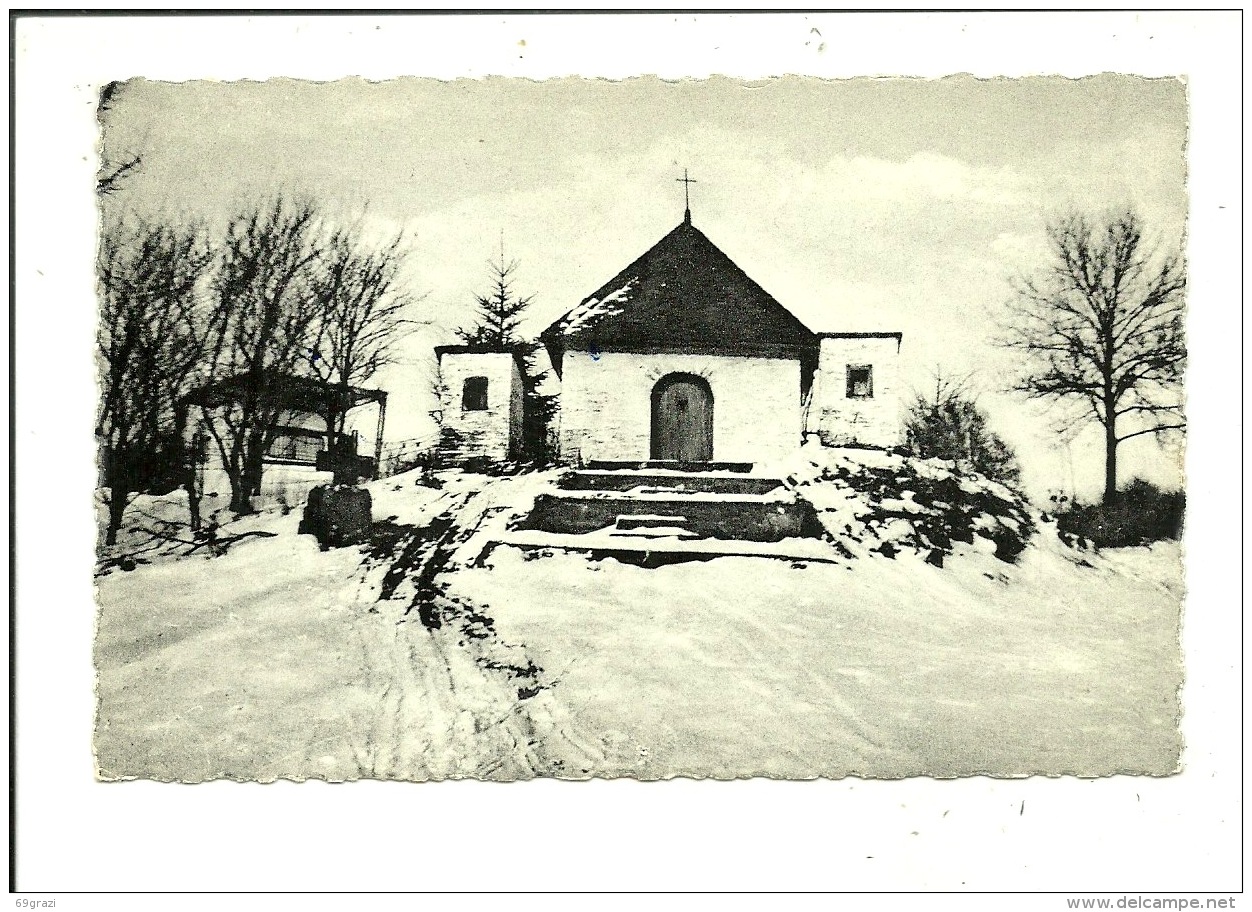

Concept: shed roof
[[181, 369, 386, 414]]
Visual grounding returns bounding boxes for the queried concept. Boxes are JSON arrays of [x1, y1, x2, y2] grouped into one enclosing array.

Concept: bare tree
[[97, 81, 144, 197], [97, 214, 211, 545], [196, 197, 325, 514], [1002, 210, 1186, 503], [304, 225, 419, 437]]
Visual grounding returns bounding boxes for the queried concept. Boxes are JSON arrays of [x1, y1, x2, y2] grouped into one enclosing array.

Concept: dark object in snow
[[1056, 479, 1185, 549], [120, 557, 137, 572], [925, 548, 945, 568], [876, 541, 898, 559], [417, 602, 441, 630], [300, 484, 373, 548]]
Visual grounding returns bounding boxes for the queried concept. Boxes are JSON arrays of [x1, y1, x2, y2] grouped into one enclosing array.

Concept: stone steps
[[522, 491, 823, 543], [614, 513, 688, 530], [608, 526, 700, 541], [493, 528, 839, 566], [559, 470, 785, 496], [489, 466, 835, 565], [585, 459, 754, 473]]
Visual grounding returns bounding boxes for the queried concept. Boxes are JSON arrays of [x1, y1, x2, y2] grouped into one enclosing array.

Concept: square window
[[846, 365, 873, 399]]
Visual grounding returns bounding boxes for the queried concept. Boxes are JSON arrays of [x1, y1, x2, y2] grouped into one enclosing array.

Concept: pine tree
[[456, 249, 531, 348], [455, 245, 558, 464]]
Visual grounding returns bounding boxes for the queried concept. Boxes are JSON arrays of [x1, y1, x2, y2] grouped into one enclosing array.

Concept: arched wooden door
[[651, 373, 713, 461]]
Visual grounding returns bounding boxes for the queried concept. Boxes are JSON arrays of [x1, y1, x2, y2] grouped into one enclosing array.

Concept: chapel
[[437, 202, 903, 467]]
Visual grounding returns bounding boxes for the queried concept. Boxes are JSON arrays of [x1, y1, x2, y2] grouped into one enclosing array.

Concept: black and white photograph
[[11, 10, 1241, 900], [91, 72, 1189, 783]]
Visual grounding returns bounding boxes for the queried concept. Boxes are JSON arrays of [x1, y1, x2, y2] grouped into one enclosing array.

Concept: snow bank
[[94, 468, 575, 782], [93, 463, 1183, 783], [779, 441, 1036, 565]]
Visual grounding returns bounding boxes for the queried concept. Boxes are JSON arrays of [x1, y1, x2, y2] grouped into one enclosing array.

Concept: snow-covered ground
[[94, 473, 569, 782], [94, 460, 1183, 781], [452, 537, 1182, 778]]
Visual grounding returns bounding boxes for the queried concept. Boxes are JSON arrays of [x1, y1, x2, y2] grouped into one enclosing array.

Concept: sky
[[100, 74, 1189, 499]]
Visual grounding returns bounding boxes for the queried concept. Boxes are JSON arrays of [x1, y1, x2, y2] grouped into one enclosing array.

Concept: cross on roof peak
[[676, 168, 697, 224]]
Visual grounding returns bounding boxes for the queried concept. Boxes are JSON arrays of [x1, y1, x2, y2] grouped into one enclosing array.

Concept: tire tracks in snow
[[355, 485, 583, 779]]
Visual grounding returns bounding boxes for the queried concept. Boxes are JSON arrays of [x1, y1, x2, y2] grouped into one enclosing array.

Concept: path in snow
[[94, 482, 570, 781]]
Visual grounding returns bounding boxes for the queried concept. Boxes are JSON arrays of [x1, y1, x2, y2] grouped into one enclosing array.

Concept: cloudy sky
[[100, 74, 1188, 497]]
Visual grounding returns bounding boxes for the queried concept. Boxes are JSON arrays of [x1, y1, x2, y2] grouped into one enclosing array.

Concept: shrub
[[1056, 479, 1185, 549], [904, 378, 1021, 487]]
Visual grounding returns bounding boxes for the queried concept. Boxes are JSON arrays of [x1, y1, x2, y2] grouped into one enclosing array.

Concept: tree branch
[[1117, 423, 1186, 444]]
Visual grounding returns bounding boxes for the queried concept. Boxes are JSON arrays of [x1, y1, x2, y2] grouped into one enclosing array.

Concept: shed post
[[373, 393, 388, 478]]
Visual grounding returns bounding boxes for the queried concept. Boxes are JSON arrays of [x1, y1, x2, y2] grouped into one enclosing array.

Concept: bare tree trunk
[[1104, 422, 1119, 505], [186, 433, 202, 532], [244, 433, 267, 504], [226, 444, 253, 514], [227, 471, 251, 514], [105, 485, 128, 546]]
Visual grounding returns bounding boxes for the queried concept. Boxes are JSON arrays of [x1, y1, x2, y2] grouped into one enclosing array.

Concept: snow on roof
[[554, 280, 635, 336], [540, 219, 817, 350]]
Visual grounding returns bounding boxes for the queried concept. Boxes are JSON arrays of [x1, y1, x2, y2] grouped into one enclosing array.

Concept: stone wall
[[438, 352, 521, 461], [810, 336, 903, 447], [557, 349, 801, 465]]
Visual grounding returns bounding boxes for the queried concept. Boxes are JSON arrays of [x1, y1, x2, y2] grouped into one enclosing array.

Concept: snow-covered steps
[[614, 513, 688, 530], [607, 525, 700, 541], [585, 460, 754, 473], [488, 527, 840, 567], [522, 491, 823, 543], [559, 470, 784, 496], [609, 514, 699, 541]]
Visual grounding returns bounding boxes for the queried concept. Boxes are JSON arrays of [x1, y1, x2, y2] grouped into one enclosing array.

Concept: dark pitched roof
[[540, 217, 816, 352], [181, 369, 386, 413]]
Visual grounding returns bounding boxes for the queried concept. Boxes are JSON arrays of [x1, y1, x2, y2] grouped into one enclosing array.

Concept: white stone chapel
[[437, 203, 903, 467]]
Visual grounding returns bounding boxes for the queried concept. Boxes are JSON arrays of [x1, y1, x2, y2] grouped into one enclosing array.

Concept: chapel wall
[[558, 350, 801, 465], [438, 352, 519, 461], [811, 336, 903, 447], [508, 358, 524, 458]]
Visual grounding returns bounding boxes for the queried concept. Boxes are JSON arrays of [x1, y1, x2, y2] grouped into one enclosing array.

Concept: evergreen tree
[[456, 249, 531, 348], [456, 245, 559, 464]]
